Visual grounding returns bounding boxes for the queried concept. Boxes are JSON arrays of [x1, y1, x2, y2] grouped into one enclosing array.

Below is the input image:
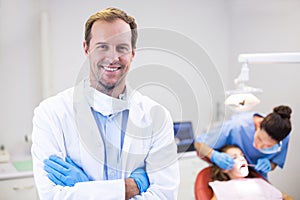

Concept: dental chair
[[194, 166, 214, 200], [194, 166, 266, 200]]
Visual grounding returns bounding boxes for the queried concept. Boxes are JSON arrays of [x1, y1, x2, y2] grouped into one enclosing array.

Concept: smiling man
[[31, 7, 179, 200]]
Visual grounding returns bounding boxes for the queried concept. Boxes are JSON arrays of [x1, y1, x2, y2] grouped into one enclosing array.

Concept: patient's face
[[225, 147, 249, 179]]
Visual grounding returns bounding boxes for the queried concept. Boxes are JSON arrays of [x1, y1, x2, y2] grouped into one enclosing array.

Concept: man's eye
[[97, 45, 108, 50], [117, 46, 129, 53]]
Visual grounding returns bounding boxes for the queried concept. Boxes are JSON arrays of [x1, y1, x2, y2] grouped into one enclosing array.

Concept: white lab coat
[[31, 80, 180, 200]]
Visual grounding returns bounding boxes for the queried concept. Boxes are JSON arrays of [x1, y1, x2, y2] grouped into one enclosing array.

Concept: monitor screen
[[173, 121, 195, 152]]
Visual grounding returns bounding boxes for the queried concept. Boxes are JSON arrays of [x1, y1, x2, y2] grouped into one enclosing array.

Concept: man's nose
[[105, 48, 120, 63]]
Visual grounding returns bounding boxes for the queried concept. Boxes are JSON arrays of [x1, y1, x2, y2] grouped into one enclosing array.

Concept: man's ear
[[131, 49, 136, 60], [83, 41, 89, 55]]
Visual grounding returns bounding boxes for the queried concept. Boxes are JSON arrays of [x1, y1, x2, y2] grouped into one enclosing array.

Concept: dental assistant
[[194, 105, 292, 179], [31, 7, 179, 200]]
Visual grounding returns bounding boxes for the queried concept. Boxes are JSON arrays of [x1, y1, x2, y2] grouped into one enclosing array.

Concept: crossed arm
[[44, 155, 149, 200]]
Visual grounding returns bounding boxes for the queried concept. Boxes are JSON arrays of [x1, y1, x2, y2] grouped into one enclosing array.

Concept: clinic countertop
[[0, 161, 33, 180], [177, 150, 198, 159]]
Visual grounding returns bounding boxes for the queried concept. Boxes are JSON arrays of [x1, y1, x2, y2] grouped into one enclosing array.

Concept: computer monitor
[[173, 121, 195, 153]]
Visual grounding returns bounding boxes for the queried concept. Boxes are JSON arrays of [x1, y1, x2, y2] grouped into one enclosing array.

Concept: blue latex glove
[[255, 158, 271, 173], [129, 168, 150, 194], [211, 150, 235, 170], [44, 155, 89, 187]]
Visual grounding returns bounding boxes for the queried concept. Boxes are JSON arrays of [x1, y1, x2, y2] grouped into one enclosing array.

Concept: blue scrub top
[[196, 112, 290, 178]]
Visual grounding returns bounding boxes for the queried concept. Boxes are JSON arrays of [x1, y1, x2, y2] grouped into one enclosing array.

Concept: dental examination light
[[225, 52, 300, 112]]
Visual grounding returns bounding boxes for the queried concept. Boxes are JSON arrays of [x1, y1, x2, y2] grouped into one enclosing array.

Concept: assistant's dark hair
[[260, 105, 292, 142]]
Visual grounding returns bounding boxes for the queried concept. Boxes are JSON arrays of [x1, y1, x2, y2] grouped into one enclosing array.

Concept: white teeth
[[103, 66, 119, 71]]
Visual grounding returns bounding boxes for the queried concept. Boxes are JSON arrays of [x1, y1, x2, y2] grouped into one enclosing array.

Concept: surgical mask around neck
[[259, 141, 282, 154]]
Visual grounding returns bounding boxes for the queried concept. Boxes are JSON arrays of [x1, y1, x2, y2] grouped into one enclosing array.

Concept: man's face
[[84, 19, 135, 93]]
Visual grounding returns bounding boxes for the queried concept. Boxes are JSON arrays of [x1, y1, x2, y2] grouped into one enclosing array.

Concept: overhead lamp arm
[[234, 62, 249, 87], [238, 52, 300, 64], [225, 52, 300, 112], [234, 52, 300, 91]]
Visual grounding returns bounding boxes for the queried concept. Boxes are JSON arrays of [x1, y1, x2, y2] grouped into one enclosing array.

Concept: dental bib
[[209, 178, 282, 200]]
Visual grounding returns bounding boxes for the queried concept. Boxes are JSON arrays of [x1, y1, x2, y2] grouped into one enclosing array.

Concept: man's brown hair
[[84, 7, 137, 49]]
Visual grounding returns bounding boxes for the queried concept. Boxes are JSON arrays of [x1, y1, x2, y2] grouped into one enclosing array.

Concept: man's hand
[[129, 167, 150, 194], [125, 167, 150, 199], [125, 178, 140, 200], [44, 155, 89, 186]]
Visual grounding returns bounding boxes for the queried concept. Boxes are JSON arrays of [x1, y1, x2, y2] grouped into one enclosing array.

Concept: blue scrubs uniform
[[196, 112, 290, 179]]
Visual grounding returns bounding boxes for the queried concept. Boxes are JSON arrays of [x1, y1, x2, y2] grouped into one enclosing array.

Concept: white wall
[[0, 0, 41, 159], [228, 0, 300, 198]]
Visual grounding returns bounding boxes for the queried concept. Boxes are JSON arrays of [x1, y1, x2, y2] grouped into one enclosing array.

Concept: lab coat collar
[[84, 79, 130, 116], [125, 86, 146, 122], [83, 79, 146, 121], [73, 80, 105, 164]]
